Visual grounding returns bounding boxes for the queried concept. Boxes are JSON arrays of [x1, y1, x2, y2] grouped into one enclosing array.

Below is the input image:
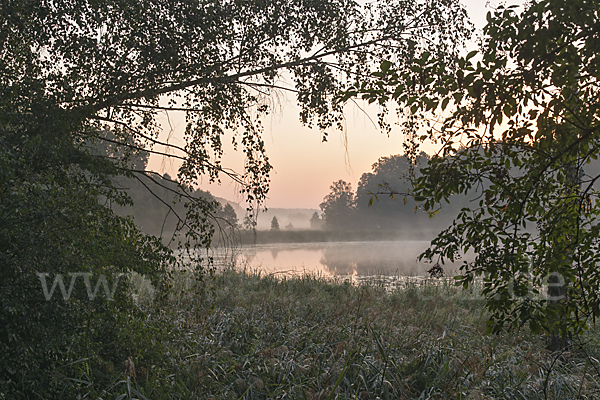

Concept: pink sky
[[148, 98, 422, 209], [147, 0, 524, 210]]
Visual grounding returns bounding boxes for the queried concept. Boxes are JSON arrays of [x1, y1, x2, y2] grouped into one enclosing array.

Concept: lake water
[[213, 240, 456, 277]]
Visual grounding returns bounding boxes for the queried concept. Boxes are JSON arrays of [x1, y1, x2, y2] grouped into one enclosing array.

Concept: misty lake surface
[[220, 240, 450, 277]]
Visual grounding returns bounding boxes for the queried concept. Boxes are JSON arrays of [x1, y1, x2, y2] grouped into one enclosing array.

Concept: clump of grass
[[88, 268, 600, 399]]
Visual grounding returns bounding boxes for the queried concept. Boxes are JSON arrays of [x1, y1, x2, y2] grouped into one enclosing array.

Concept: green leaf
[[380, 60, 392, 73], [529, 319, 541, 334], [441, 97, 450, 111]]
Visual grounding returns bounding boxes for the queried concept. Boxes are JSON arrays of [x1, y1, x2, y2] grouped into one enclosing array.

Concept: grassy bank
[[77, 270, 600, 399], [235, 229, 440, 245]]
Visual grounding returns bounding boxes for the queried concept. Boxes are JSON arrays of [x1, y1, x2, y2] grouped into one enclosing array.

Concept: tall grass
[[83, 268, 600, 399]]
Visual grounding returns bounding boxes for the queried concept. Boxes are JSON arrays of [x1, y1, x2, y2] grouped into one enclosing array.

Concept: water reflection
[[319, 242, 429, 275], [232, 241, 438, 277], [270, 248, 280, 260]]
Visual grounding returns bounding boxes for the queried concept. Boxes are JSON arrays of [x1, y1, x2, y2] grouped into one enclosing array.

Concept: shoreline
[[220, 229, 439, 246]]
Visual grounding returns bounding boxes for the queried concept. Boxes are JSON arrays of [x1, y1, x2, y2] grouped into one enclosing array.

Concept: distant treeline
[[316, 151, 600, 233], [91, 131, 239, 243], [112, 173, 237, 241], [316, 153, 470, 232], [115, 149, 600, 244], [115, 152, 468, 243]]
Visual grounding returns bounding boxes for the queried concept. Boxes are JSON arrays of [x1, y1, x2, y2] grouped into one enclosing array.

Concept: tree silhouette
[[320, 180, 356, 230], [310, 212, 323, 229], [271, 216, 280, 231], [350, 0, 600, 338]]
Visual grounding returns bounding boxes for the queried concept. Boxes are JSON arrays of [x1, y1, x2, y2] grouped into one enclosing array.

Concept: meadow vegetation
[[76, 268, 600, 399]]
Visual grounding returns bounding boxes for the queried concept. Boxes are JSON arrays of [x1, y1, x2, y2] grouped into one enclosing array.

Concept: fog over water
[[218, 241, 466, 277]]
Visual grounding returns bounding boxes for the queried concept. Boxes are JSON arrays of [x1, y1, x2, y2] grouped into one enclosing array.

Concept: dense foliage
[[271, 216, 280, 231], [1, 0, 471, 396], [350, 0, 600, 338], [320, 179, 358, 230], [133, 268, 600, 399], [320, 154, 468, 230]]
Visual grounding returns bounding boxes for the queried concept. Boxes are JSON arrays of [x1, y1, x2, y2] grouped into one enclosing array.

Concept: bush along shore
[[68, 269, 600, 399]]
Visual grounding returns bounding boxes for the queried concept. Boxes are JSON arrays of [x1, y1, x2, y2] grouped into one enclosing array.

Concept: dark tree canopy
[[219, 203, 239, 227], [3, 0, 471, 201], [1, 0, 472, 395], [320, 153, 466, 231], [271, 215, 280, 231], [355, 153, 423, 229], [351, 0, 600, 337], [310, 211, 323, 229], [320, 179, 356, 229]]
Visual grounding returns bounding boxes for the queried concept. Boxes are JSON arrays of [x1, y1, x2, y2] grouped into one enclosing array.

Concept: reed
[[93, 267, 600, 399]]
